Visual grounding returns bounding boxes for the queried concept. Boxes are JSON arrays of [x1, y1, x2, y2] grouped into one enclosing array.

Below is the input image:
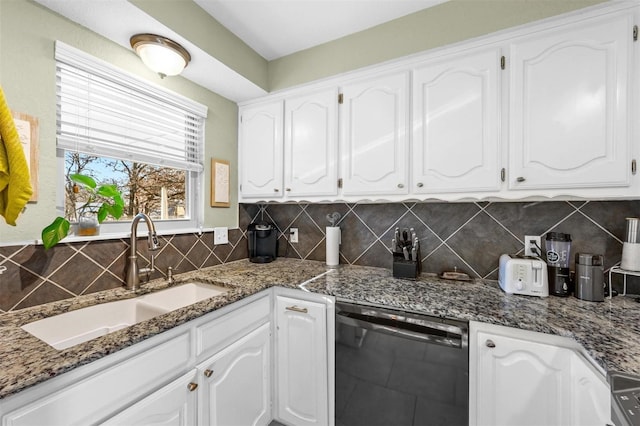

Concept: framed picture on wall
[[210, 158, 230, 207]]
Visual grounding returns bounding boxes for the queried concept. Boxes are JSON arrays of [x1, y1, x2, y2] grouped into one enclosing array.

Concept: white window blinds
[[55, 41, 207, 172]]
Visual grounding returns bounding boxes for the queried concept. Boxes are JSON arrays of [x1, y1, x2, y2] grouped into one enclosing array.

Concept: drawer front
[[196, 294, 270, 360], [3, 331, 192, 426]]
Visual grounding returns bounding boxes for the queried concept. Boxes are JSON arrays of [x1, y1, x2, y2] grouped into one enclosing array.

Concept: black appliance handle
[[336, 309, 466, 349]]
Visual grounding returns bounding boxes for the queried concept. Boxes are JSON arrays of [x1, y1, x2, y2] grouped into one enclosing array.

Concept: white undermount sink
[[21, 282, 228, 350]]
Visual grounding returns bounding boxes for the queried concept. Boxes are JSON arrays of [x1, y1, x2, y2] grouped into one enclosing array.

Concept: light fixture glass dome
[[130, 34, 191, 78]]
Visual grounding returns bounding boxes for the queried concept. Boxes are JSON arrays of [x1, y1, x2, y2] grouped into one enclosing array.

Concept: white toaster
[[499, 254, 549, 297]]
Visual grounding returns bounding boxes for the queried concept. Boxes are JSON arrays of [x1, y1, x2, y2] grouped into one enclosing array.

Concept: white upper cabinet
[[508, 11, 632, 190], [239, 101, 284, 199], [340, 72, 410, 196], [237, 3, 638, 202], [284, 89, 339, 197], [412, 48, 502, 193]]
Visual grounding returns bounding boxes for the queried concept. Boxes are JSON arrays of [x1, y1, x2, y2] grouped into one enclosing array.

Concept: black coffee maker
[[247, 221, 278, 263]]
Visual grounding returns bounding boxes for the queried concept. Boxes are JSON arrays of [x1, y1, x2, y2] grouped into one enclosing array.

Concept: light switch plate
[[214, 227, 228, 245]]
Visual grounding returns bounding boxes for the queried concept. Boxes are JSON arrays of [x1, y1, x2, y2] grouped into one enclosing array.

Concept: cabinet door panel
[[476, 331, 572, 426], [239, 102, 284, 198], [413, 49, 501, 193], [285, 89, 338, 197], [570, 352, 611, 426], [101, 370, 198, 426], [509, 13, 631, 189], [341, 72, 410, 196], [199, 323, 271, 426], [276, 296, 328, 426]]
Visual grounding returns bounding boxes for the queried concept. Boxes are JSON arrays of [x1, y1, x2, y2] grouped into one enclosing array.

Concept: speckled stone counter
[[1, 258, 639, 400]]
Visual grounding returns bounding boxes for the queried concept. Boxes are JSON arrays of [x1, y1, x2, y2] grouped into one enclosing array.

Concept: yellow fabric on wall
[[0, 86, 33, 226]]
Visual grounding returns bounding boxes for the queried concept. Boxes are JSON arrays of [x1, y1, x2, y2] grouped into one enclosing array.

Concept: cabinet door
[[239, 101, 284, 198], [198, 323, 271, 426], [275, 296, 328, 426], [570, 352, 611, 426], [284, 89, 339, 197], [340, 72, 410, 196], [412, 49, 502, 193], [101, 370, 198, 426], [475, 330, 573, 426], [508, 12, 631, 190]]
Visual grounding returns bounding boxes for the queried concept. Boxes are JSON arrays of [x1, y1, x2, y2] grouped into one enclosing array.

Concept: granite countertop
[[1, 258, 639, 400]]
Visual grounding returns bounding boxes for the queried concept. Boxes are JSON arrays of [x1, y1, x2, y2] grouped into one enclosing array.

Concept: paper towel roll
[[326, 226, 341, 266], [621, 242, 640, 271]]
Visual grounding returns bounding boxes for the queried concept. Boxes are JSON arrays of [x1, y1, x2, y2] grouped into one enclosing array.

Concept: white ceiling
[[194, 0, 449, 61], [33, 0, 447, 102]]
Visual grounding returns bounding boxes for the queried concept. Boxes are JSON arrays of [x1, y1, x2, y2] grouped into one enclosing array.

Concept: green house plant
[[41, 174, 125, 249]]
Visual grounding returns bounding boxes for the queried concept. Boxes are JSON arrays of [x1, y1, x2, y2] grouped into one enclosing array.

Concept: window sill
[[35, 227, 216, 246]]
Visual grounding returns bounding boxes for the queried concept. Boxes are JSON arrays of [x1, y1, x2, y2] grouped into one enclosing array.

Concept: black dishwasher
[[335, 301, 469, 426]]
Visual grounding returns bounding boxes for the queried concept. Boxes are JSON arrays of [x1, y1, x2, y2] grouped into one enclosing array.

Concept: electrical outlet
[[524, 235, 541, 257], [290, 228, 298, 243], [213, 227, 228, 245]]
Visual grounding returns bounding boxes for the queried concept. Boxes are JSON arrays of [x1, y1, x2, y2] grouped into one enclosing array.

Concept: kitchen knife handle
[[286, 305, 308, 314]]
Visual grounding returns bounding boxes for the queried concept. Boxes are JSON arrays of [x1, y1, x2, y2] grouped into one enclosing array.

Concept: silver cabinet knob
[[274, 188, 280, 192], [286, 188, 291, 192], [516, 177, 526, 183], [417, 182, 424, 188], [397, 183, 404, 189], [485, 339, 496, 348]]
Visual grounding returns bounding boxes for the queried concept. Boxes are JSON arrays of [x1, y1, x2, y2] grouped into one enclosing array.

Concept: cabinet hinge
[[500, 168, 506, 182], [633, 159, 637, 175], [634, 25, 638, 42], [338, 178, 343, 188], [338, 93, 343, 104], [500, 56, 506, 70]]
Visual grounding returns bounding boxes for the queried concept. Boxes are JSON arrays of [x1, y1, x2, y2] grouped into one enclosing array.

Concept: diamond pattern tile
[[485, 201, 576, 239], [3, 199, 640, 312], [446, 212, 521, 277]]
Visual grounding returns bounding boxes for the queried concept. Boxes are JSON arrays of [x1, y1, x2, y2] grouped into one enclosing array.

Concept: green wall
[[267, 0, 606, 91], [0, 0, 239, 245]]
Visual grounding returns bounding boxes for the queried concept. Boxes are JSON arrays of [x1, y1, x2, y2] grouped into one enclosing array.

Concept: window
[[55, 41, 207, 235]]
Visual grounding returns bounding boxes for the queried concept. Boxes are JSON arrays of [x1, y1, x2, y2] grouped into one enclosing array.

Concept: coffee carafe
[[545, 232, 572, 297]]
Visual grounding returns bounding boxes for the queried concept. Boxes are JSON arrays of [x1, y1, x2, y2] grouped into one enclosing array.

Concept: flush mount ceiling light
[[130, 34, 191, 79]]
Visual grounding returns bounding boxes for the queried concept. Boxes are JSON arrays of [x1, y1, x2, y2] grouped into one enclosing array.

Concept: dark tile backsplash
[[242, 200, 640, 295], [2, 199, 639, 313]]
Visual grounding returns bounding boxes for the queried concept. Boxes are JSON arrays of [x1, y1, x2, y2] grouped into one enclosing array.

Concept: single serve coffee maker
[[247, 221, 278, 263], [545, 232, 572, 297]]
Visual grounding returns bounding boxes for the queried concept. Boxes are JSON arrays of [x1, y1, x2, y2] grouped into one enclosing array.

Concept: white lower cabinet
[[1, 329, 193, 426], [0, 289, 335, 426], [470, 321, 611, 426], [198, 322, 271, 426], [101, 370, 199, 426], [274, 293, 333, 426]]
